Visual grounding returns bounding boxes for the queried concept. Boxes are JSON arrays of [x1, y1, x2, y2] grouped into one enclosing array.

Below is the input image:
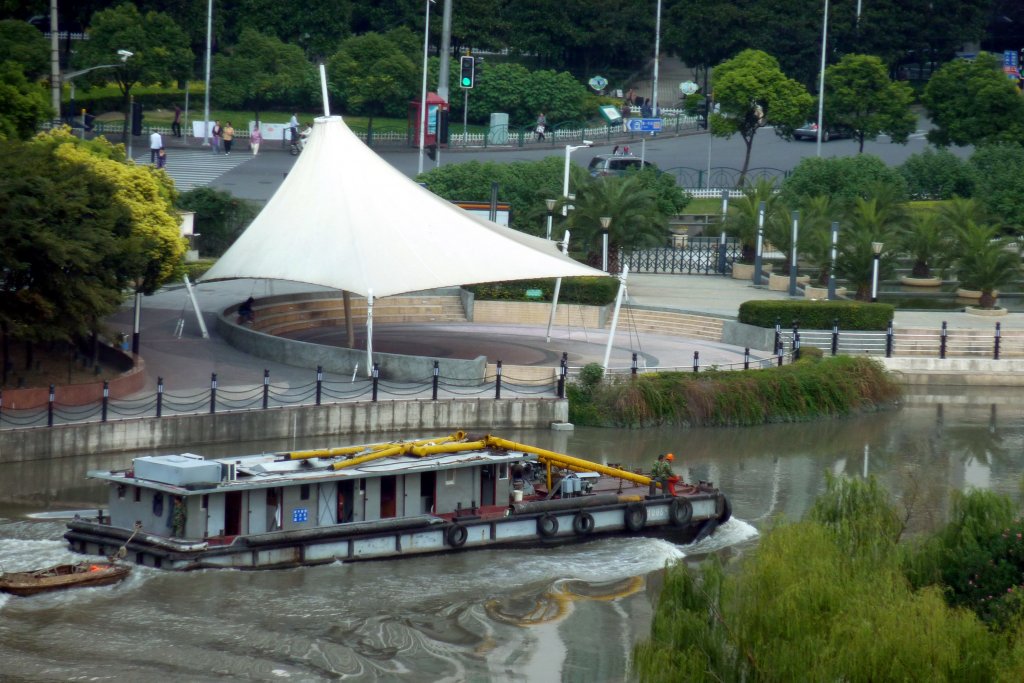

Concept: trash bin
[[487, 113, 509, 145]]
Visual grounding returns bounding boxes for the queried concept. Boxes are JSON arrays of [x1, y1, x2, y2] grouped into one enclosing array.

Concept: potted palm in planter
[[721, 178, 781, 280], [953, 222, 1020, 313], [898, 212, 949, 286]]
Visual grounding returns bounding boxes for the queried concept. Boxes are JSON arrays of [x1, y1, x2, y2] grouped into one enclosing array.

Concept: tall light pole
[[545, 199, 556, 240], [652, 0, 662, 114], [828, 221, 839, 300], [753, 200, 765, 286], [815, 0, 830, 158], [600, 216, 612, 272], [870, 241, 883, 302], [50, 0, 60, 125], [789, 210, 800, 297], [718, 189, 729, 274], [562, 141, 593, 216], [202, 0, 212, 145], [417, 0, 435, 175]]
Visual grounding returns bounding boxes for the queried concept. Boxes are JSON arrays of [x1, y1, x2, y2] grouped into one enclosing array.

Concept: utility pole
[[50, 0, 60, 125], [437, 0, 453, 102]]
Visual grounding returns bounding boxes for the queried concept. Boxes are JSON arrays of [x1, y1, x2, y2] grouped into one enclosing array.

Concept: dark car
[[792, 121, 850, 142], [587, 154, 658, 177]]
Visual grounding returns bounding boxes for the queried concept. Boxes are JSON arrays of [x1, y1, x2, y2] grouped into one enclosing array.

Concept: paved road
[[135, 148, 255, 191]]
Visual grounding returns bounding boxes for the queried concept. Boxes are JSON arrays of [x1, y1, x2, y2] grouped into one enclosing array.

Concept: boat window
[[498, 463, 508, 480], [300, 484, 310, 500], [445, 469, 456, 486]]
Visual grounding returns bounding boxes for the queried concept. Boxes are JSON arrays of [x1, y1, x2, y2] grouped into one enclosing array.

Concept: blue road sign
[[626, 118, 663, 132]]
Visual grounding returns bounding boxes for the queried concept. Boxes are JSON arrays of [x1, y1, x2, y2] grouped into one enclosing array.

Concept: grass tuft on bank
[[568, 355, 900, 427]]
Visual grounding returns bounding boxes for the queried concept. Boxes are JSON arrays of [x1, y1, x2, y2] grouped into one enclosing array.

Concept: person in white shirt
[[149, 131, 163, 164]]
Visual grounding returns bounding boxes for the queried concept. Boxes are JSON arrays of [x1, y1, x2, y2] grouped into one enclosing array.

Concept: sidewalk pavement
[[105, 272, 1022, 396]]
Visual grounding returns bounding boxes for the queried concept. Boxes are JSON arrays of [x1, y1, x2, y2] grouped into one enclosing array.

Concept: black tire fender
[[446, 523, 468, 548], [624, 503, 647, 532], [537, 513, 559, 537], [572, 511, 595, 536], [669, 498, 693, 527], [717, 496, 732, 524]]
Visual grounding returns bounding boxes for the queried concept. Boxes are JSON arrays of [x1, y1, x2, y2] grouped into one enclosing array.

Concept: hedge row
[[466, 276, 618, 305], [738, 300, 895, 331]]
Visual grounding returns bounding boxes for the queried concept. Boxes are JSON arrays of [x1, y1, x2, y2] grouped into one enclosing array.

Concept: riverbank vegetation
[[567, 355, 900, 427], [632, 477, 1024, 681]]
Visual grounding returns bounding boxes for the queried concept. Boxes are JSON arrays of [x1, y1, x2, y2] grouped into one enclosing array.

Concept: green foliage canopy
[[0, 19, 49, 79], [822, 54, 917, 153], [212, 28, 312, 120], [923, 53, 1024, 147], [328, 32, 418, 126], [0, 61, 51, 140]]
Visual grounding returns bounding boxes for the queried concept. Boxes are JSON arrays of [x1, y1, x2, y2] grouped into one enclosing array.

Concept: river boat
[[65, 432, 732, 570], [0, 561, 131, 596]]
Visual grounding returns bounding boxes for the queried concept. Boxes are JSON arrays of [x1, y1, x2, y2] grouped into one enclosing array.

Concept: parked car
[[588, 154, 658, 177], [792, 121, 850, 142]]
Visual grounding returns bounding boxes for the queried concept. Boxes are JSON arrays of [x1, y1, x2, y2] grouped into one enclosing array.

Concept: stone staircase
[[253, 294, 467, 336], [606, 308, 725, 343]]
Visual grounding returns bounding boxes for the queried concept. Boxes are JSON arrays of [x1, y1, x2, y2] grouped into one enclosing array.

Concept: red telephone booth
[[408, 92, 449, 148]]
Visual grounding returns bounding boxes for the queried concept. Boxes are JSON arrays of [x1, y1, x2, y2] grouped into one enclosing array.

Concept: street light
[[545, 199, 556, 240], [753, 200, 766, 285], [789, 210, 800, 296], [417, 0, 437, 175], [871, 241, 883, 302], [203, 0, 212, 146], [815, 0, 830, 157], [827, 221, 839, 300], [563, 141, 593, 216], [600, 216, 612, 272]]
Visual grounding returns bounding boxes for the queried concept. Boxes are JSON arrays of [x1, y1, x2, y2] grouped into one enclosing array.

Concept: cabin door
[[266, 487, 283, 531], [380, 476, 397, 519], [337, 481, 354, 523], [420, 471, 436, 514], [224, 491, 243, 536], [480, 465, 495, 506]]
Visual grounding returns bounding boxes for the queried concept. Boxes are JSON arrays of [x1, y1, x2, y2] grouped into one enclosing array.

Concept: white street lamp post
[[789, 210, 800, 296], [718, 189, 729, 273], [753, 200, 765, 285], [600, 216, 612, 273], [562, 141, 593, 216], [828, 221, 839, 300], [815, 0, 830, 157], [871, 241, 883, 302], [417, 0, 434, 175], [545, 198, 556, 240]]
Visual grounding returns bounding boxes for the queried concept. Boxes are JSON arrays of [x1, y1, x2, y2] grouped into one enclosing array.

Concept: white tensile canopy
[[199, 114, 605, 370]]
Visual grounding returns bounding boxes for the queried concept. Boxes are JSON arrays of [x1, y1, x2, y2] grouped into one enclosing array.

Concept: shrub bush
[[898, 148, 976, 200], [738, 300, 894, 331], [781, 155, 908, 207], [465, 276, 617, 305]]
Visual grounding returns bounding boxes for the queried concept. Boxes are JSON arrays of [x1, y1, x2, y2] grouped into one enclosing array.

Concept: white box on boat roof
[[133, 453, 222, 486]]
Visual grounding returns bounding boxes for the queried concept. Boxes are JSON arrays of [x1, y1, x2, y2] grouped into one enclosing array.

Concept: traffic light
[[459, 56, 475, 89]]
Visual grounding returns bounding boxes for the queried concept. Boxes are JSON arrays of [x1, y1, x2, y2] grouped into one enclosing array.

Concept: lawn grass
[[684, 197, 725, 214]]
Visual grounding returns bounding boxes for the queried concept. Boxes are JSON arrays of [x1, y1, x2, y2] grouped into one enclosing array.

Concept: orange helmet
[[665, 453, 674, 461]]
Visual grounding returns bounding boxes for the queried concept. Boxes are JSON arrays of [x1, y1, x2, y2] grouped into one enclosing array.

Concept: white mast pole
[[545, 230, 570, 343], [602, 265, 630, 371]]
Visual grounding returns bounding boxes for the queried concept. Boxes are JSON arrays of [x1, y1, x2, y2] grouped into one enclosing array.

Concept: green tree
[[781, 154, 908, 209], [212, 28, 312, 123], [77, 4, 193, 139], [176, 187, 257, 257], [822, 54, 917, 153], [721, 178, 787, 265], [568, 172, 674, 271], [236, 0, 352, 58], [466, 62, 589, 128], [898, 148, 976, 200], [0, 61, 51, 140], [951, 221, 1021, 308], [835, 197, 903, 299], [899, 212, 952, 279], [923, 53, 1024, 147], [710, 50, 813, 181], [663, 0, 754, 94], [968, 144, 1024, 232], [327, 32, 417, 136], [0, 19, 49, 79]]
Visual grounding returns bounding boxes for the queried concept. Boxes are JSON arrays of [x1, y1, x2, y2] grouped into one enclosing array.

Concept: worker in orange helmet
[[664, 453, 679, 496]]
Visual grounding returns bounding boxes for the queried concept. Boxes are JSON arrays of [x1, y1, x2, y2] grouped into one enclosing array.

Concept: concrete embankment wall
[[0, 398, 568, 464], [881, 358, 1024, 386]]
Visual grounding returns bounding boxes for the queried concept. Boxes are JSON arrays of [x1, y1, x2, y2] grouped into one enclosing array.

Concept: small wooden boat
[[0, 561, 131, 596]]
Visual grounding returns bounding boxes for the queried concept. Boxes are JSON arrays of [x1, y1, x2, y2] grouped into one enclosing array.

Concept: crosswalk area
[[133, 149, 254, 191]]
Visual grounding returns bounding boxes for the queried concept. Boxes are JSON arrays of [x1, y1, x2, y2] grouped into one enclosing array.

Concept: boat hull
[[65, 494, 729, 571], [0, 562, 131, 596]]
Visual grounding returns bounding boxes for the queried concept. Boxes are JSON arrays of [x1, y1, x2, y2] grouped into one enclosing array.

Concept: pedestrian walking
[[535, 112, 547, 141], [286, 113, 299, 148], [171, 104, 182, 137], [156, 147, 167, 169], [149, 130, 163, 164], [211, 120, 222, 154], [223, 121, 235, 154], [250, 124, 262, 156]]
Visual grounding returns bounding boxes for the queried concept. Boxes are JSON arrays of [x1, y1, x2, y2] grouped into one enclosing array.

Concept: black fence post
[[0, 389, 4, 425], [774, 318, 781, 355], [210, 373, 217, 414], [994, 322, 1001, 361], [262, 369, 269, 409], [693, 351, 699, 373], [495, 360, 503, 400], [831, 318, 839, 356], [940, 321, 947, 359], [432, 360, 439, 400], [315, 365, 323, 405], [777, 347, 784, 367], [557, 353, 567, 399], [631, 352, 638, 375], [101, 381, 109, 422], [794, 332, 801, 361], [744, 347, 750, 370], [371, 363, 379, 402], [886, 321, 894, 358], [48, 384, 55, 427], [156, 377, 163, 418]]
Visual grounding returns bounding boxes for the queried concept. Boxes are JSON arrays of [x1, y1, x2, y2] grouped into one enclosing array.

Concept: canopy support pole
[[343, 291, 354, 348], [319, 64, 330, 116], [545, 230, 571, 343], [602, 265, 629, 371], [183, 275, 209, 339], [365, 288, 374, 376]]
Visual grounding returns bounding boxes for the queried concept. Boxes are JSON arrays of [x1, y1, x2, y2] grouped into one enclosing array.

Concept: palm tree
[[796, 195, 839, 284], [952, 222, 1021, 309], [899, 212, 951, 279], [835, 198, 900, 299], [567, 173, 669, 272], [721, 178, 786, 264]]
